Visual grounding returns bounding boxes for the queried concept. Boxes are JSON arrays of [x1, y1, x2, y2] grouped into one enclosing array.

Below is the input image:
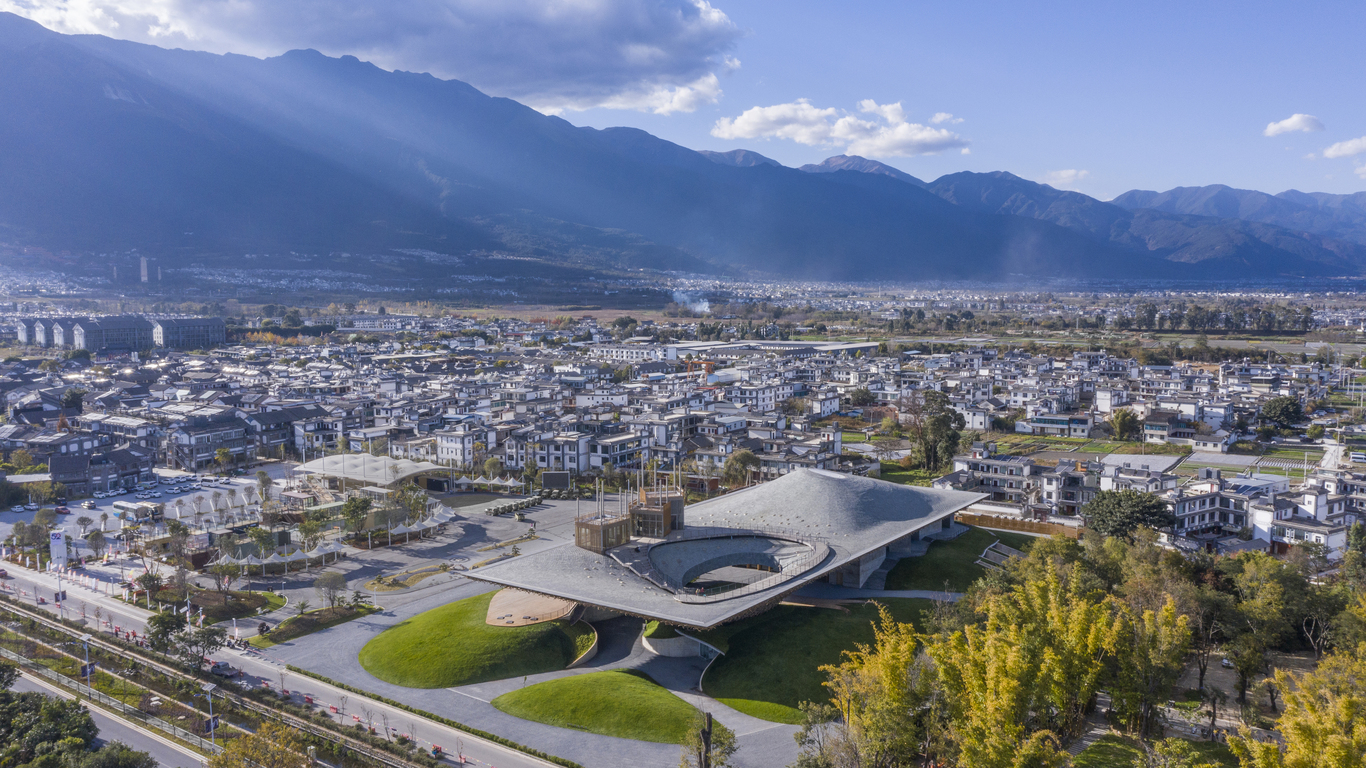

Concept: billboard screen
[[541, 471, 571, 490]]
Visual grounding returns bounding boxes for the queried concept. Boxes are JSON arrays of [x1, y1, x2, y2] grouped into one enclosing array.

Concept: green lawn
[[643, 621, 679, 639], [1074, 735, 1236, 768], [491, 670, 698, 744], [878, 462, 939, 487], [694, 599, 932, 723], [251, 604, 379, 648], [884, 526, 1035, 592], [358, 591, 591, 688], [841, 431, 868, 443]]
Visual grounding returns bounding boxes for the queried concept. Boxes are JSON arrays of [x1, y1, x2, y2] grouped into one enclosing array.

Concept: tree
[[342, 496, 371, 540], [483, 456, 503, 478], [146, 611, 186, 653], [1228, 647, 1366, 768], [256, 470, 273, 503], [722, 450, 760, 487], [85, 530, 107, 558], [135, 572, 164, 602], [925, 571, 1113, 767], [0, 660, 17, 690], [1307, 424, 1326, 440], [1111, 598, 1191, 736], [60, 387, 86, 410], [209, 561, 243, 594], [176, 626, 227, 669], [1083, 490, 1174, 540], [295, 600, 311, 617], [249, 527, 276, 559], [1143, 738, 1223, 768], [208, 721, 310, 768], [1260, 396, 1304, 428], [679, 711, 738, 768], [314, 572, 347, 609], [75, 515, 93, 534], [1108, 407, 1141, 441], [10, 448, 35, 471], [215, 448, 231, 473], [899, 390, 966, 471], [297, 519, 323, 551], [815, 603, 941, 765], [848, 388, 876, 407]]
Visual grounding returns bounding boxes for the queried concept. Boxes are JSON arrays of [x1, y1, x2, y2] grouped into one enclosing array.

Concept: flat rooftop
[[467, 469, 986, 628]]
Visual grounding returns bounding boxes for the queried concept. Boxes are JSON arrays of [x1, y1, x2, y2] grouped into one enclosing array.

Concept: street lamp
[[78, 634, 92, 697], [196, 682, 218, 747]]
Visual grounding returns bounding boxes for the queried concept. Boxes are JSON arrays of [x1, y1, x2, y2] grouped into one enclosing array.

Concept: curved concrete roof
[[468, 469, 988, 628]]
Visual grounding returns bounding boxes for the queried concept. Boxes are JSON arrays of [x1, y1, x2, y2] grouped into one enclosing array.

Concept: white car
[[24, 504, 38, 511]]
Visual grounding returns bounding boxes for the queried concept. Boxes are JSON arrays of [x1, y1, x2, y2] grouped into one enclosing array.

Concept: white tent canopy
[[297, 454, 444, 487]]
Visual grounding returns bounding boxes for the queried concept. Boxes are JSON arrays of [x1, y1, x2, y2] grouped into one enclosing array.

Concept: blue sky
[[6, 0, 1363, 198], [566, 0, 1366, 198]]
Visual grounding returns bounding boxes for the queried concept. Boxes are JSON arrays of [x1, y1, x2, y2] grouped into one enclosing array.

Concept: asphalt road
[[12, 673, 205, 768]]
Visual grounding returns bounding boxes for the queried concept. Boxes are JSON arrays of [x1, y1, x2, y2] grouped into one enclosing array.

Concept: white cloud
[[1357, 166, 1366, 180], [711, 99, 969, 158], [1040, 170, 1089, 189], [930, 112, 963, 124], [0, 0, 741, 114], [1324, 136, 1366, 159], [1263, 113, 1325, 137]]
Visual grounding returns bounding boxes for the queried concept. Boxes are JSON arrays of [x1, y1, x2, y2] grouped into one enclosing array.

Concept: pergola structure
[[297, 454, 444, 489]]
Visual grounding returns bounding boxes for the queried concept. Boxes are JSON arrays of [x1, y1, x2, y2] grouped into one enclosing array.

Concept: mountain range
[[0, 11, 1363, 284]]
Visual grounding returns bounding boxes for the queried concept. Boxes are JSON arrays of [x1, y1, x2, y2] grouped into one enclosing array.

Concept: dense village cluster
[[0, 310, 1363, 565]]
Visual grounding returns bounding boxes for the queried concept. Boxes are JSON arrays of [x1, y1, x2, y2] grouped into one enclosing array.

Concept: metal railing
[[0, 644, 222, 754], [673, 541, 831, 603]]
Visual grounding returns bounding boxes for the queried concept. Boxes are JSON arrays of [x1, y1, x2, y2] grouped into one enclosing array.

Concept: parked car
[[24, 504, 38, 511], [1221, 658, 1234, 669], [9, 505, 22, 513], [55, 506, 70, 514], [0, 569, 9, 578]]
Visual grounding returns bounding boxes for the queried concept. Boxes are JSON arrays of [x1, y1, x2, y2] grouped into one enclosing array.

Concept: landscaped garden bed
[[252, 603, 379, 648]]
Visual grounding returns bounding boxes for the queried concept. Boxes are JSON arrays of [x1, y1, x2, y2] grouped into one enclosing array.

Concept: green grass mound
[[696, 599, 931, 724], [359, 592, 587, 688], [1073, 735, 1236, 768], [644, 621, 679, 639], [492, 670, 697, 744], [885, 526, 1035, 592]]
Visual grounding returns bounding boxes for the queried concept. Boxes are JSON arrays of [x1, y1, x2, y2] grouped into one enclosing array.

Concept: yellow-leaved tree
[[208, 721, 311, 768], [1228, 646, 1366, 768]]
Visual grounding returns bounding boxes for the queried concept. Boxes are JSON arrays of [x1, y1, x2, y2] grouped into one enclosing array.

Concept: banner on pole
[[48, 531, 67, 570]]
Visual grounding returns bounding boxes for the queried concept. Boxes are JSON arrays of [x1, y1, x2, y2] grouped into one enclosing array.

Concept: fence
[[958, 512, 1083, 539], [0, 644, 223, 754]]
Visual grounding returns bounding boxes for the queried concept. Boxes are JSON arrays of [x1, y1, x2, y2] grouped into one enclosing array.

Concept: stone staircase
[[1066, 692, 1113, 757], [975, 540, 1026, 571]]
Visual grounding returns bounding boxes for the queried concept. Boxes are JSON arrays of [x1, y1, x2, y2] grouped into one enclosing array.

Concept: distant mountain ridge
[[697, 149, 782, 168], [798, 155, 927, 187], [1112, 185, 1366, 246], [0, 12, 1360, 282]]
